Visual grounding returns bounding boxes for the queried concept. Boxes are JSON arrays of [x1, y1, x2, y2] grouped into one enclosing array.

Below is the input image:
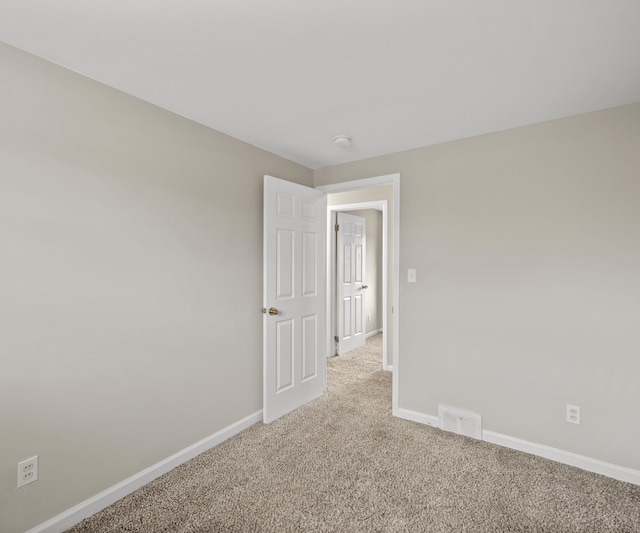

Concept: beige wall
[[328, 186, 394, 363], [314, 103, 640, 471], [0, 43, 312, 533]]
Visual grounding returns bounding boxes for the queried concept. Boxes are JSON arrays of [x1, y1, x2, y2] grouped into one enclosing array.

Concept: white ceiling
[[1, 1, 639, 169]]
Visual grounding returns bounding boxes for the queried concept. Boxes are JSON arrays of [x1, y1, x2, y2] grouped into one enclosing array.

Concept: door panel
[[302, 232, 317, 296], [354, 294, 363, 335], [342, 297, 351, 337], [355, 244, 363, 283], [301, 315, 318, 382], [264, 176, 326, 423], [343, 244, 352, 283], [336, 212, 367, 355], [276, 230, 294, 299], [276, 319, 294, 392]]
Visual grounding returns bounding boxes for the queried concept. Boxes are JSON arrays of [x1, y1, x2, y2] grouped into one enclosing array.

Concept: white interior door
[[336, 212, 367, 355], [263, 175, 326, 423]]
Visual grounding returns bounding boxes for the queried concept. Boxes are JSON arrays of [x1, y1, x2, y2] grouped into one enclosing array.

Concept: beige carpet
[[68, 334, 640, 532]]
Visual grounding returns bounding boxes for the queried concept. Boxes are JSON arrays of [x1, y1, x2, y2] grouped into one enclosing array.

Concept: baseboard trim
[[397, 407, 440, 428], [396, 408, 640, 486], [483, 430, 640, 486], [28, 410, 263, 533], [366, 328, 383, 338]]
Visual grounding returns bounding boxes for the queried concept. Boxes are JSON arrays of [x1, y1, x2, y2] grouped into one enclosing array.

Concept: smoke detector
[[333, 135, 352, 147]]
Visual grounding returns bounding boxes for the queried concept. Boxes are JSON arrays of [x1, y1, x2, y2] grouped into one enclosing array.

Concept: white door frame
[[317, 173, 400, 417], [328, 201, 388, 367]]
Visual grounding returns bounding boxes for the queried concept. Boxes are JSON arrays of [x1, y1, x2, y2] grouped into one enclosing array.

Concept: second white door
[[336, 212, 367, 355]]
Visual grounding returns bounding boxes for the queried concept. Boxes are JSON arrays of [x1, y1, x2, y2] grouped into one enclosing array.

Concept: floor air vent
[[438, 405, 483, 440]]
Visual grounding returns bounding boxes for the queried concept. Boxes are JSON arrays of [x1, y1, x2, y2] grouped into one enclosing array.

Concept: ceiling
[[1, 1, 639, 169]]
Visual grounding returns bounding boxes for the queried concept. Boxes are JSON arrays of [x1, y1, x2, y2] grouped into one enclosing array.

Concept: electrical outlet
[[567, 405, 581, 425], [368, 314, 371, 322], [17, 456, 38, 488]]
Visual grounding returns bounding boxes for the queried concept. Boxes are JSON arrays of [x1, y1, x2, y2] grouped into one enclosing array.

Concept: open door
[[263, 175, 326, 423], [336, 212, 367, 355]]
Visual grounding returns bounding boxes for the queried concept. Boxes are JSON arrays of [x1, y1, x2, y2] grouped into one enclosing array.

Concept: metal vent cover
[[438, 405, 483, 440]]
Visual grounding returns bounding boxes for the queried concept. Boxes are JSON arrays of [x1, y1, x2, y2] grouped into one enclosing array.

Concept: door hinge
[[334, 335, 339, 343], [335, 223, 340, 232]]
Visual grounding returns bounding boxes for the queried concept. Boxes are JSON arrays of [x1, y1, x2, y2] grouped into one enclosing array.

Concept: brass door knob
[[268, 307, 279, 315]]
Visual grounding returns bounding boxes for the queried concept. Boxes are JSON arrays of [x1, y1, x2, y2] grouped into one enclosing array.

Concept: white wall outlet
[[408, 268, 416, 283], [567, 404, 581, 425], [367, 314, 371, 322], [18, 455, 38, 488]]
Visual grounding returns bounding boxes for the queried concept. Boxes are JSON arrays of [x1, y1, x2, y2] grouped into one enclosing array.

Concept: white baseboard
[[383, 364, 394, 372], [397, 407, 440, 428], [366, 328, 383, 338], [397, 408, 640, 486], [29, 410, 263, 533], [483, 430, 640, 486]]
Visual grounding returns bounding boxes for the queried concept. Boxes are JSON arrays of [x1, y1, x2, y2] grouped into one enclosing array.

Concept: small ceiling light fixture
[[333, 134, 352, 147]]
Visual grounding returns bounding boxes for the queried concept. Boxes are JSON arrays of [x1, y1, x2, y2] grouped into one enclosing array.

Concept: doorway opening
[[328, 202, 387, 366], [316, 174, 400, 417]]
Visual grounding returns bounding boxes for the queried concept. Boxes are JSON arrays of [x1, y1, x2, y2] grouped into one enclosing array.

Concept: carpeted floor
[[68, 334, 640, 532]]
